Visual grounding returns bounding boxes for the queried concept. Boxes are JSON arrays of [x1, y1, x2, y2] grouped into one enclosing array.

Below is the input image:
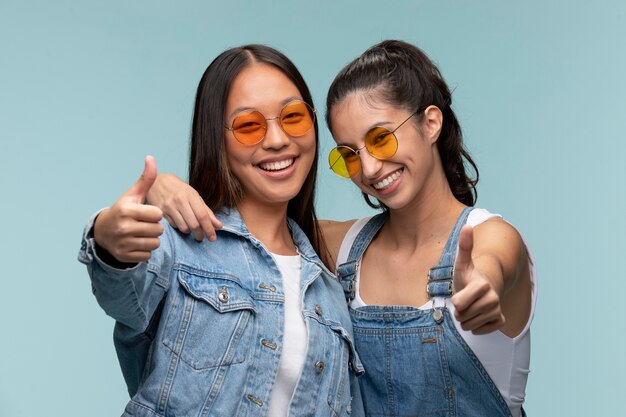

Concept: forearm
[[78, 212, 170, 331]]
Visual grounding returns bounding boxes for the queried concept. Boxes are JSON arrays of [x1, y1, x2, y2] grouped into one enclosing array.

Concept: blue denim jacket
[[78, 208, 364, 417]]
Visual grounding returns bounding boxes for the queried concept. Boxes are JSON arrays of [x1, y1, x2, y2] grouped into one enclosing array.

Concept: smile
[[258, 158, 295, 172], [372, 169, 402, 190]]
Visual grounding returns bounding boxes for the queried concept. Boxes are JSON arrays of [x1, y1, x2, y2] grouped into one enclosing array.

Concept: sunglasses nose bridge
[[261, 116, 291, 149], [354, 143, 367, 156], [265, 115, 293, 138], [358, 146, 385, 178]]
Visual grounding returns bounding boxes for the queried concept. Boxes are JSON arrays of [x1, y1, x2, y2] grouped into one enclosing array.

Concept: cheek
[[225, 145, 254, 182], [226, 140, 251, 164], [299, 134, 317, 162]]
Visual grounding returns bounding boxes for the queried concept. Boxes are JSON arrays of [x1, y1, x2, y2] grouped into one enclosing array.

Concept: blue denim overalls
[[337, 207, 515, 417]]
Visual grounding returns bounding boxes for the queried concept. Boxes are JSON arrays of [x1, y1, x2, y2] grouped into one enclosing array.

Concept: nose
[[261, 118, 290, 150], [358, 148, 383, 179]]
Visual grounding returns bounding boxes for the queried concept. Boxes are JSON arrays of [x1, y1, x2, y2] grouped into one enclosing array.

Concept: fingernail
[[209, 235, 217, 242]]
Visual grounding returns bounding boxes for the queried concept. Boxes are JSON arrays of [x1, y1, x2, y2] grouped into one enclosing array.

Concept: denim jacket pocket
[[161, 267, 257, 371], [325, 321, 362, 417]]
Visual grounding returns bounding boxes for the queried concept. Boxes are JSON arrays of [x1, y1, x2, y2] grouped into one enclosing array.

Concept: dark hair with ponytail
[[326, 40, 478, 209]]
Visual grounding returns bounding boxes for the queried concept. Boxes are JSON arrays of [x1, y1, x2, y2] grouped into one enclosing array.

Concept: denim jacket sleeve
[[77, 211, 173, 333]]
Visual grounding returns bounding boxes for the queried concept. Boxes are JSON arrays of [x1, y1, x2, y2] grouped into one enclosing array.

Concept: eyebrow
[[228, 96, 304, 120]]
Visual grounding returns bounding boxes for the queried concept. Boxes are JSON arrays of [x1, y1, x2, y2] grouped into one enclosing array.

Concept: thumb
[[453, 225, 474, 292], [124, 155, 158, 203]]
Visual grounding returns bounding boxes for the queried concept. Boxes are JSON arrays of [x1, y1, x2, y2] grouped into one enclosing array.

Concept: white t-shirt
[[266, 253, 307, 417], [336, 208, 537, 417]]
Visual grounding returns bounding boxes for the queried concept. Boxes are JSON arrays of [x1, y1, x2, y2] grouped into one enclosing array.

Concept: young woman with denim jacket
[[78, 45, 364, 417], [149, 40, 536, 416]]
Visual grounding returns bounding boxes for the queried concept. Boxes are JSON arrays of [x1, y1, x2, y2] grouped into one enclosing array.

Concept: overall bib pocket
[[161, 269, 257, 370], [353, 316, 455, 417]]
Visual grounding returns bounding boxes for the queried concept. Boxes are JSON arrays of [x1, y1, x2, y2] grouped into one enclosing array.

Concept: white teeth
[[373, 170, 402, 190], [259, 158, 294, 171]]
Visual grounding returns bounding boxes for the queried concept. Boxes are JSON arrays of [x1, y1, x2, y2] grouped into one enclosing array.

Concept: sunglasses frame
[[328, 106, 428, 178], [225, 100, 316, 146]]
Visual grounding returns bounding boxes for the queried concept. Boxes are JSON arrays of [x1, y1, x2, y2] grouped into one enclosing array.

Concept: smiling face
[[224, 63, 316, 210], [329, 91, 443, 211]]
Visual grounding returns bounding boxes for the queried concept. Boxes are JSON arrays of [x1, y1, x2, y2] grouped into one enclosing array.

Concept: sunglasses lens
[[280, 101, 315, 136], [329, 146, 361, 178], [365, 127, 398, 159], [231, 111, 267, 144]]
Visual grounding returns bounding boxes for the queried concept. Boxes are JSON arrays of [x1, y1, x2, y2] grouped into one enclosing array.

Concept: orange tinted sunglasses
[[225, 100, 316, 145]]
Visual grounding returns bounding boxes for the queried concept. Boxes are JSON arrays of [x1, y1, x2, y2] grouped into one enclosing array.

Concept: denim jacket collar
[[215, 207, 331, 275]]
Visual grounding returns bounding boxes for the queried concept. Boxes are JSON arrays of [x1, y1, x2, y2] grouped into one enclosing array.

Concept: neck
[[236, 198, 296, 255], [385, 171, 465, 250]]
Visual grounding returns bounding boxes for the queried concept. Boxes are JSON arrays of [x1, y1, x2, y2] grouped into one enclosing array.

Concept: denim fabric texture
[[78, 208, 364, 417], [337, 207, 514, 417]]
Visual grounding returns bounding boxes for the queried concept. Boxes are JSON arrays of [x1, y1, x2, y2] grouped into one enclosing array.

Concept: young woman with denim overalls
[[148, 40, 536, 417], [322, 40, 535, 417], [78, 45, 364, 417]]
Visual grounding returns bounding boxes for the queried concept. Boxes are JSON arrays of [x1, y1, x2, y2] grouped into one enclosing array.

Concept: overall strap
[[426, 207, 473, 298], [337, 212, 389, 303]]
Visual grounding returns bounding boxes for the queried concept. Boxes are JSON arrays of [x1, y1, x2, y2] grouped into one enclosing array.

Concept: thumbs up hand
[[451, 225, 505, 335], [94, 156, 165, 263]]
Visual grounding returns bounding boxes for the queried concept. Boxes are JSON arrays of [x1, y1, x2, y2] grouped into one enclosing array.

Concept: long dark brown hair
[[326, 40, 478, 209], [188, 44, 326, 256]]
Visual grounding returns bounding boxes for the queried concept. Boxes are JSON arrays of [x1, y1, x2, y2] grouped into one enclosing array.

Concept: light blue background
[[1, 1, 624, 416]]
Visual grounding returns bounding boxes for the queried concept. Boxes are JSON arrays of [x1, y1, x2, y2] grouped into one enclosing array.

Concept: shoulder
[[317, 219, 358, 272], [471, 214, 529, 290], [472, 216, 525, 259]]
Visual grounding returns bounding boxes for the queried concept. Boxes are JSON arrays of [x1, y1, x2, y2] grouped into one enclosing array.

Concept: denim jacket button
[[246, 394, 263, 407], [315, 361, 325, 373], [261, 338, 278, 350], [218, 286, 229, 303], [315, 305, 323, 316]]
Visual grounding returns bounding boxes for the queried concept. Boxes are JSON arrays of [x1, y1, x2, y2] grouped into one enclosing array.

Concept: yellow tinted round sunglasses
[[225, 100, 316, 146], [328, 107, 426, 178]]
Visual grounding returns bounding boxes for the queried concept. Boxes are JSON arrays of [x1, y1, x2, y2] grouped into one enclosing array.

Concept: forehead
[[226, 63, 302, 116], [330, 92, 404, 142]]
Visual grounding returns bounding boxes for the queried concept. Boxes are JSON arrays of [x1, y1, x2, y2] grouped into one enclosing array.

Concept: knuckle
[[114, 224, 129, 236], [477, 280, 490, 293], [163, 200, 175, 212], [172, 194, 186, 206], [485, 294, 499, 309], [188, 220, 200, 232], [118, 205, 132, 218]]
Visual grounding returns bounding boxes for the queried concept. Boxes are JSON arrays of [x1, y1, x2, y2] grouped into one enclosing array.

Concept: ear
[[422, 105, 443, 145]]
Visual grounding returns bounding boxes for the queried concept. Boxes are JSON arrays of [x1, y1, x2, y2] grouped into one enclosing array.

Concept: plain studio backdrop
[[1, 1, 624, 416]]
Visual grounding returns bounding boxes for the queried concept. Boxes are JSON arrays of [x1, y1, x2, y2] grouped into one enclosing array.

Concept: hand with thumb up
[[451, 225, 506, 335], [94, 156, 165, 263]]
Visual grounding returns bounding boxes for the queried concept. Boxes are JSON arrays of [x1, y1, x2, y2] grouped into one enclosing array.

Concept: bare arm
[[452, 218, 531, 336], [318, 219, 357, 272]]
